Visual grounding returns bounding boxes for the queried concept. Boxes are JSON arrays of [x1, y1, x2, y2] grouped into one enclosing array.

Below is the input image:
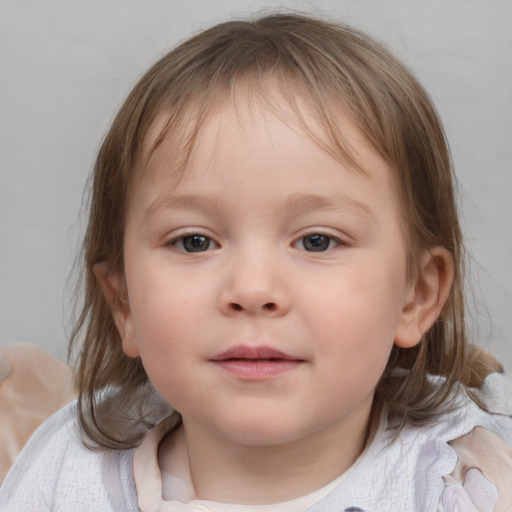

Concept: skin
[[98, 89, 453, 504]]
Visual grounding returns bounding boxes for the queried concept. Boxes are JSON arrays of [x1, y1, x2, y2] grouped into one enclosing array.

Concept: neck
[[169, 403, 373, 505]]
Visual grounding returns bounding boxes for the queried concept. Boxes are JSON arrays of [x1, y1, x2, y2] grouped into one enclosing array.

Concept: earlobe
[[394, 247, 454, 349], [93, 262, 140, 358]]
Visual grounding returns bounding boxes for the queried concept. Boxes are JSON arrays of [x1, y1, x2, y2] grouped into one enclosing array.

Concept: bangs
[[136, 70, 369, 191]]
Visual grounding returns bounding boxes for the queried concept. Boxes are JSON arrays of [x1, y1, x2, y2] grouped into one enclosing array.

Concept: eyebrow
[[282, 192, 377, 221], [144, 192, 376, 222], [144, 194, 225, 219]]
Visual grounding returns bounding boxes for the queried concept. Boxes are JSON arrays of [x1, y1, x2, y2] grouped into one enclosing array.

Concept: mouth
[[209, 345, 305, 379]]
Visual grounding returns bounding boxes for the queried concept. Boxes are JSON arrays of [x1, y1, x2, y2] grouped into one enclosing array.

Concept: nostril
[[227, 302, 278, 313]]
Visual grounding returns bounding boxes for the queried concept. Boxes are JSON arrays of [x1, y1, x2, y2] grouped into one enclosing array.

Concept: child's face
[[114, 92, 418, 447]]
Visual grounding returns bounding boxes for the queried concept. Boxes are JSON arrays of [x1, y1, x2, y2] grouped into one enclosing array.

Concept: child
[[1, 12, 511, 512]]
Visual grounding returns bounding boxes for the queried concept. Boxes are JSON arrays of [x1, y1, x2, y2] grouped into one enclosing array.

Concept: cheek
[[128, 288, 200, 407], [126, 270, 206, 365], [129, 257, 207, 327], [307, 257, 406, 362]]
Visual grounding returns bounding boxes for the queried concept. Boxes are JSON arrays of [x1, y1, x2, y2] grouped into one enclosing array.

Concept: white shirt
[[1, 373, 511, 512]]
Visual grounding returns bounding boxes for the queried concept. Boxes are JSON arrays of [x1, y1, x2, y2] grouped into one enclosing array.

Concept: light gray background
[[1, 1, 511, 370]]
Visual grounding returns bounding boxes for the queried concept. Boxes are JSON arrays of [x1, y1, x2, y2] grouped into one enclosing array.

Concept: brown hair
[[70, 12, 501, 449]]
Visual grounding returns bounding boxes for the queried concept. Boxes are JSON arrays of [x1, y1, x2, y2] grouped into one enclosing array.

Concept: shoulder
[[393, 373, 512, 511], [308, 373, 512, 512], [438, 373, 512, 511], [0, 400, 139, 512]]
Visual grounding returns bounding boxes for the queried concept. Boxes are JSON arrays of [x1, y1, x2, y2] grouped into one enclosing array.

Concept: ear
[[93, 262, 140, 358], [394, 247, 454, 349]]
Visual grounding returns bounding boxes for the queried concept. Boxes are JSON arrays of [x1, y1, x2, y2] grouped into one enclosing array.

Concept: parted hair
[[70, 12, 501, 449]]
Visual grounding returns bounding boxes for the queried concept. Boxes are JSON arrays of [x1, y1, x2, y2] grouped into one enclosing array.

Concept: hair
[[70, 12, 502, 449]]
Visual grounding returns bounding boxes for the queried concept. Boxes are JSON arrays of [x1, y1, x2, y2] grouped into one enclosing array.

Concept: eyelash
[[169, 234, 219, 253], [293, 233, 343, 253], [168, 232, 344, 254]]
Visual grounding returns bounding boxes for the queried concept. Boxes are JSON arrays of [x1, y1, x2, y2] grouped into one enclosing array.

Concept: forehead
[[139, 81, 375, 186], [131, 87, 398, 219]]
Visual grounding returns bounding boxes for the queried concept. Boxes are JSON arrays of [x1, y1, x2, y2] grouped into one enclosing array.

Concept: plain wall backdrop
[[1, 0, 511, 370]]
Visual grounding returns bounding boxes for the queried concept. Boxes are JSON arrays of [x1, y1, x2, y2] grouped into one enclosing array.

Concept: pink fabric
[[0, 343, 76, 483], [442, 426, 512, 511]]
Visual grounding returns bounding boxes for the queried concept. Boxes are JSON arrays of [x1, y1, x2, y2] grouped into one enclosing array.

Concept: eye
[[172, 234, 217, 253], [298, 234, 339, 252]]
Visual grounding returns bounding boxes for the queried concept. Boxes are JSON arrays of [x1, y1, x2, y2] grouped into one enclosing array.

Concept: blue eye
[[300, 234, 337, 252], [174, 234, 216, 253]]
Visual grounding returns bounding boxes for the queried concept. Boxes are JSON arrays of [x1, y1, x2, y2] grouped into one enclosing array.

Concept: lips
[[211, 345, 299, 361], [210, 345, 304, 379]]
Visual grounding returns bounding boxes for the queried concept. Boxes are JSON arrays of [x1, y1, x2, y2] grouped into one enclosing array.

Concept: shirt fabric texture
[[0, 373, 511, 512]]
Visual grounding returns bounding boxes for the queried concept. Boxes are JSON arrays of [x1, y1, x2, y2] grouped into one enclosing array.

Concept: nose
[[218, 249, 291, 318]]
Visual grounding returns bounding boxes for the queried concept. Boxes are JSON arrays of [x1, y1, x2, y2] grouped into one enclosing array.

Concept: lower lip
[[211, 359, 303, 379]]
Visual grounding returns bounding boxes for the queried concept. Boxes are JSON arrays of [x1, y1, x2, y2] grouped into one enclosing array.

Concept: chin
[[216, 417, 314, 447]]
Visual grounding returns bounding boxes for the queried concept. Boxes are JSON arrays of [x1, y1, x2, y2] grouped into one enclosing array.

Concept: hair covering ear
[[93, 262, 118, 307], [395, 247, 454, 349], [93, 263, 139, 358]]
